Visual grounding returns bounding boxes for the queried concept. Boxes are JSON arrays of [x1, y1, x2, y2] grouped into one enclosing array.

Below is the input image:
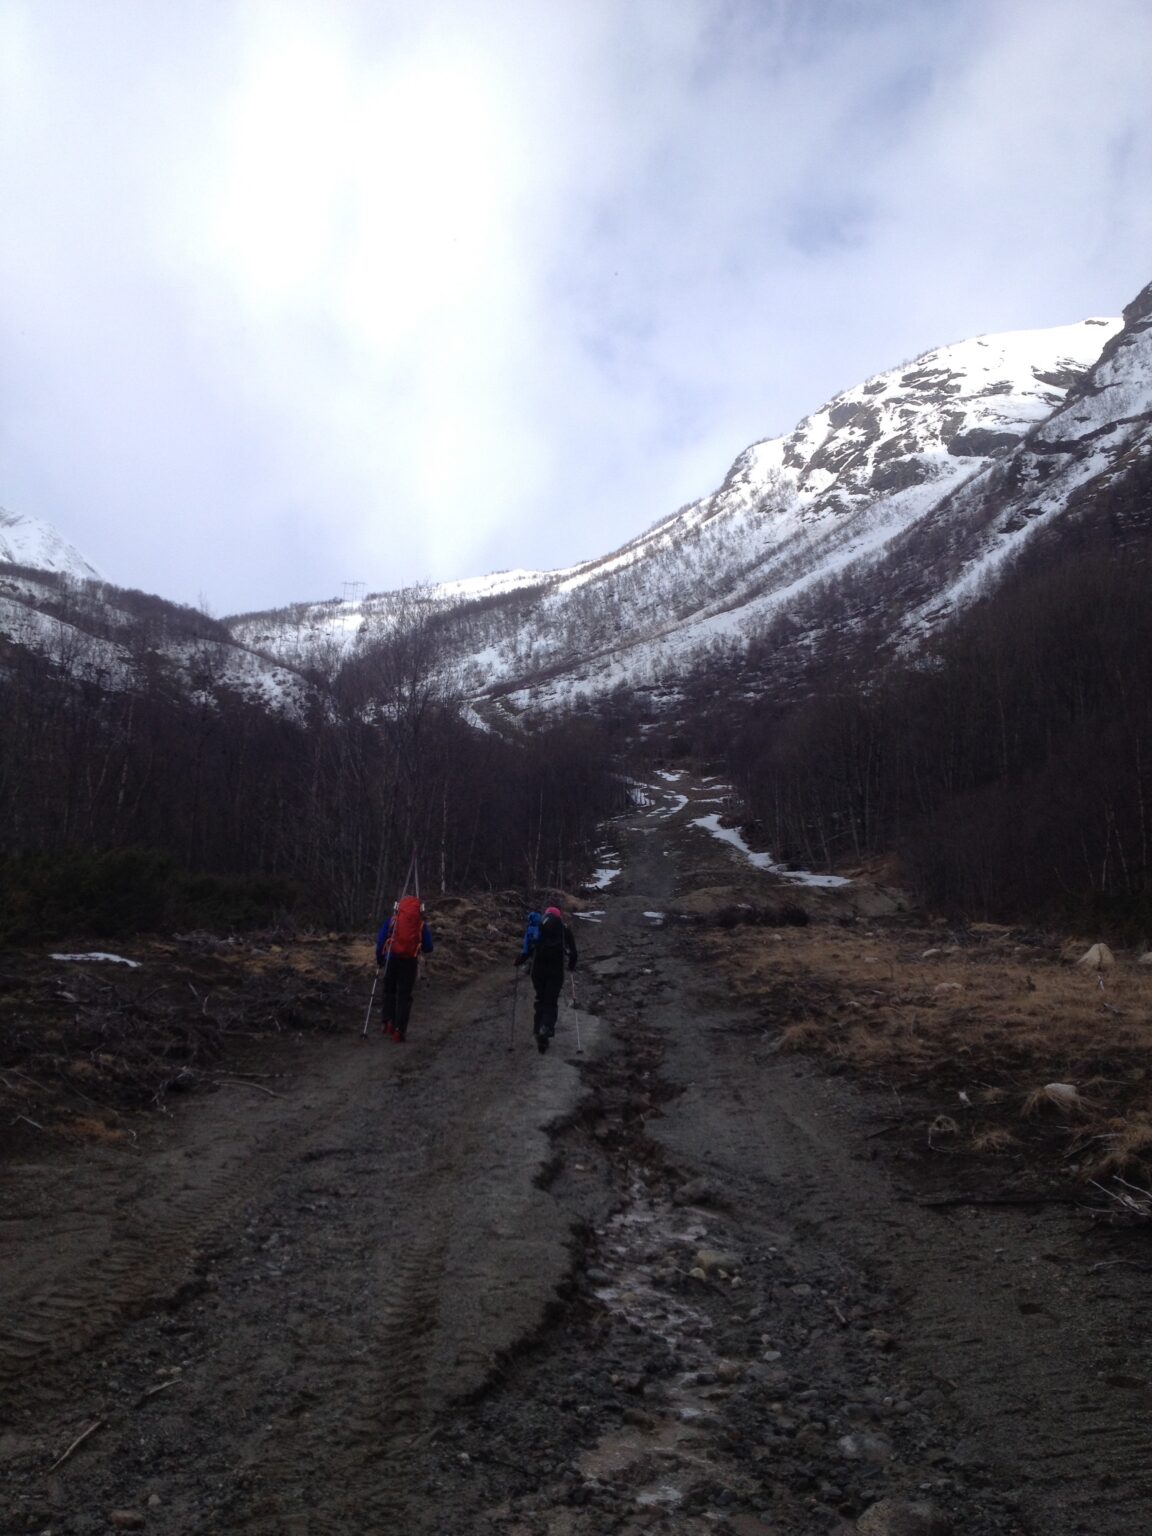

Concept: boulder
[[1076, 942, 1115, 970]]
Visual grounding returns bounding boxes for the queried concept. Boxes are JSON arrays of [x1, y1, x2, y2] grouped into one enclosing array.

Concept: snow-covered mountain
[[0, 514, 311, 717], [885, 282, 1152, 630], [6, 283, 1151, 726], [0, 507, 102, 580], [229, 308, 1129, 713]]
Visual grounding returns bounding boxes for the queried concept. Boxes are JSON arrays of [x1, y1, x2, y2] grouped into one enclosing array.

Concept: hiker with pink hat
[[513, 904, 578, 1053]]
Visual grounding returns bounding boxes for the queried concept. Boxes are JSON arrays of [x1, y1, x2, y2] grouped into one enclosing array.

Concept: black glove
[[567, 960, 577, 972], [513, 955, 525, 968]]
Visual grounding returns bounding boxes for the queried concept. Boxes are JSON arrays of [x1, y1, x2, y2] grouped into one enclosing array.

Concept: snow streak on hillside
[[226, 315, 1123, 715], [894, 284, 1152, 629]]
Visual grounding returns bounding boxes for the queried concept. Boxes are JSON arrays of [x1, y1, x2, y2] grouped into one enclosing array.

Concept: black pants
[[532, 967, 563, 1037], [381, 956, 419, 1039]]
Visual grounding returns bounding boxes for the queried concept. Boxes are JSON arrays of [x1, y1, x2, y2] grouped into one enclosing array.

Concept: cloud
[[0, 0, 1150, 612]]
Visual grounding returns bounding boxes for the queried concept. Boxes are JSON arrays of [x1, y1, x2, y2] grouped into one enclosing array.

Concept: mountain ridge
[[5, 294, 1150, 724]]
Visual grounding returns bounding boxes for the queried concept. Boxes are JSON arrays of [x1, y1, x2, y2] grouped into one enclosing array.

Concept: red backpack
[[389, 896, 424, 959]]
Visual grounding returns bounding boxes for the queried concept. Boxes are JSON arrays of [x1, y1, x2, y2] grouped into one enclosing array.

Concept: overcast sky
[[1, 0, 1151, 615]]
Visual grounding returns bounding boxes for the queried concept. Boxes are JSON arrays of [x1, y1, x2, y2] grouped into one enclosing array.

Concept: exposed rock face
[[946, 427, 1022, 457], [881, 280, 1152, 638]]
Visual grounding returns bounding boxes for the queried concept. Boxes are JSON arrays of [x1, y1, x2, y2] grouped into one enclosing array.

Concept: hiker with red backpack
[[514, 904, 577, 1053], [376, 895, 433, 1042]]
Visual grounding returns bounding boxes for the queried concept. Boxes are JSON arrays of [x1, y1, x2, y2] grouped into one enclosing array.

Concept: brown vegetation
[[705, 915, 1152, 1191], [0, 891, 531, 1153]]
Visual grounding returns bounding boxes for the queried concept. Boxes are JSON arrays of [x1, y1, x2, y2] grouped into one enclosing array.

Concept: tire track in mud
[[868, 1201, 1152, 1536], [225, 1211, 451, 1536], [0, 975, 500, 1397], [654, 978, 1152, 1536], [1, 963, 602, 1535], [0, 1112, 328, 1395]]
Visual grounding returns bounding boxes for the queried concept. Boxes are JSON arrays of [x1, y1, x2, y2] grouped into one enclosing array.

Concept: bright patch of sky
[[1, 0, 1151, 613]]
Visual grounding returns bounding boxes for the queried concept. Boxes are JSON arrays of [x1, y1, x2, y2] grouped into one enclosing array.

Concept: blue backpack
[[523, 911, 542, 950]]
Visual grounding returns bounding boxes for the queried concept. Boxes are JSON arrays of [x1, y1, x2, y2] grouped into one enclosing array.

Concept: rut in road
[[0, 952, 605, 1534], [422, 776, 1152, 1535]]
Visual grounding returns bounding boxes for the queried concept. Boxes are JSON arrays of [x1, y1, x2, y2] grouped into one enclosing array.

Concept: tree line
[[686, 460, 1152, 935], [0, 578, 622, 939]]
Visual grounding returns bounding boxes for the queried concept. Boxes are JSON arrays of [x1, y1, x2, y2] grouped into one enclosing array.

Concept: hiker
[[375, 895, 433, 1042], [514, 904, 577, 1053]]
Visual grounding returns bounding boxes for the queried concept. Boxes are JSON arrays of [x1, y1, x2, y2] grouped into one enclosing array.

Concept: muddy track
[[0, 962, 608, 1534], [5, 773, 1152, 1533]]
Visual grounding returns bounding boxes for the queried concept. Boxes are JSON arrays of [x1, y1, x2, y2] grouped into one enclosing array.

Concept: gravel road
[[4, 778, 1152, 1534]]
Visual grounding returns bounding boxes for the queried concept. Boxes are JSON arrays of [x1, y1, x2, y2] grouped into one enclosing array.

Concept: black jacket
[[527, 913, 577, 979]]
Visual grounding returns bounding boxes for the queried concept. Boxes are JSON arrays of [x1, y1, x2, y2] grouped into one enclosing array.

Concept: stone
[[673, 1177, 721, 1207], [694, 1247, 742, 1274], [590, 956, 626, 977], [838, 1431, 895, 1464], [864, 1328, 898, 1351], [856, 1497, 952, 1535]]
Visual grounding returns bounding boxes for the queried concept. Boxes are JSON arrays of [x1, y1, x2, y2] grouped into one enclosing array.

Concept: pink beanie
[[543, 905, 563, 919]]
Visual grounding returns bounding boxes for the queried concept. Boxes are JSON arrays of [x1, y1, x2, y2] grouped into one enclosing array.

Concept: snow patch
[[51, 952, 141, 967], [691, 814, 849, 888]]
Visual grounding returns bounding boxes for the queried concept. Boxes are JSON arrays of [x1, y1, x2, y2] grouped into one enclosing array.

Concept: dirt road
[[4, 777, 1152, 1534]]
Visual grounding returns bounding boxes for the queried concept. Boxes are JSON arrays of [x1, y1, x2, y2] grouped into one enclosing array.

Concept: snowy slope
[[0, 553, 313, 719], [0, 507, 102, 580], [452, 315, 1124, 706], [7, 293, 1145, 725], [882, 281, 1152, 632], [228, 314, 1122, 712]]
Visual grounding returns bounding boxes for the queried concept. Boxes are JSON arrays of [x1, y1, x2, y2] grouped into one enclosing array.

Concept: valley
[[3, 773, 1152, 1535]]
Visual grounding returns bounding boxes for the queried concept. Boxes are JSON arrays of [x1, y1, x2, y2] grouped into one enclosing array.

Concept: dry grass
[[1079, 1119, 1152, 1182], [0, 890, 534, 1152], [706, 916, 1152, 1188], [970, 1127, 1021, 1155]]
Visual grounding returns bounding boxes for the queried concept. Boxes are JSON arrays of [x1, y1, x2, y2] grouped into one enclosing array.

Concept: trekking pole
[[569, 972, 583, 1054], [508, 969, 520, 1052], [361, 968, 380, 1039]]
